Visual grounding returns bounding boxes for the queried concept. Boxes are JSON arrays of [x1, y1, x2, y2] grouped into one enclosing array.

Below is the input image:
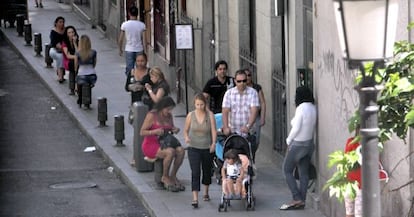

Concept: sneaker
[[39, 3, 43, 8]]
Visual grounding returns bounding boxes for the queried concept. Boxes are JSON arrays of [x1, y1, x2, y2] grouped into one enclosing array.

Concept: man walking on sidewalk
[[118, 5, 146, 76]]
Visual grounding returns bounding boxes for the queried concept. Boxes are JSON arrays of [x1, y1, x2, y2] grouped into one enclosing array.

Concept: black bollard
[[114, 115, 125, 147], [44, 43, 53, 68], [23, 22, 32, 46], [81, 84, 92, 109], [34, 33, 42, 56], [16, 14, 25, 36], [97, 97, 107, 127], [132, 102, 154, 172]]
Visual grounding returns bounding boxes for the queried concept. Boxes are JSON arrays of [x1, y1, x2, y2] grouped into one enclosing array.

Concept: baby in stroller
[[217, 133, 256, 211], [221, 149, 248, 199]]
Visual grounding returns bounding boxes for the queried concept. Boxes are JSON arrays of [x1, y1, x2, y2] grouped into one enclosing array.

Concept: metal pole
[[184, 50, 189, 114], [97, 97, 107, 127], [358, 62, 381, 217], [34, 33, 42, 56], [114, 115, 125, 147]]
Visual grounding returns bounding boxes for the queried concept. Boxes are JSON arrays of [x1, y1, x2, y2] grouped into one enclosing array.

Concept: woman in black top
[[49, 16, 66, 83], [125, 53, 151, 104], [62, 26, 79, 95]]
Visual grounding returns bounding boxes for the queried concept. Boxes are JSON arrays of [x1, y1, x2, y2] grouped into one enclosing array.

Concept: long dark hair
[[63, 26, 79, 52], [294, 86, 314, 107]]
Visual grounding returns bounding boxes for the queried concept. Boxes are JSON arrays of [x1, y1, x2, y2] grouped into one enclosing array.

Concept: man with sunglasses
[[222, 70, 260, 158], [203, 60, 235, 114]]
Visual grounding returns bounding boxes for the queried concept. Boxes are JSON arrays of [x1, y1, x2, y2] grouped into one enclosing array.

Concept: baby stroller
[[217, 133, 256, 211]]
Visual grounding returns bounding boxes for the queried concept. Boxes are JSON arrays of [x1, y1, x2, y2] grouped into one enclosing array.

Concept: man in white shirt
[[118, 6, 146, 76]]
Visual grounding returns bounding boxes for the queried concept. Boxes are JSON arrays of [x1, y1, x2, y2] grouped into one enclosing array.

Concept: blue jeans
[[124, 51, 144, 76], [283, 140, 314, 201]]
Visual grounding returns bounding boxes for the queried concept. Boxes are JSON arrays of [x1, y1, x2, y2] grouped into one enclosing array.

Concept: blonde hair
[[150, 67, 165, 81], [78, 34, 92, 62]]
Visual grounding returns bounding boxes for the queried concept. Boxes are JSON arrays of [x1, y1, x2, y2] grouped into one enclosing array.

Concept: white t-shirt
[[120, 20, 146, 52]]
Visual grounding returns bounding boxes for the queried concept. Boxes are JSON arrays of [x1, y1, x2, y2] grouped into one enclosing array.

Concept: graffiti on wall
[[317, 50, 359, 125]]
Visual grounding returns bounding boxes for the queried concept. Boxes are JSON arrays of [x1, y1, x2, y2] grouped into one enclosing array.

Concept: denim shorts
[[76, 74, 97, 85]]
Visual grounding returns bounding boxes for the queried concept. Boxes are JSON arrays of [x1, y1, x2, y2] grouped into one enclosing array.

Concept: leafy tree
[[324, 23, 414, 201]]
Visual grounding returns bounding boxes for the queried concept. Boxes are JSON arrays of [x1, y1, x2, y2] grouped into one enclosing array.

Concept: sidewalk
[[0, 1, 326, 217]]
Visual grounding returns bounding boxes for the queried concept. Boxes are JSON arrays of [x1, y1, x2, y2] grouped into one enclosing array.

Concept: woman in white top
[[280, 86, 317, 211]]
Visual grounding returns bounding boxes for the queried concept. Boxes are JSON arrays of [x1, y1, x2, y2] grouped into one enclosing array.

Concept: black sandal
[[191, 200, 198, 208]]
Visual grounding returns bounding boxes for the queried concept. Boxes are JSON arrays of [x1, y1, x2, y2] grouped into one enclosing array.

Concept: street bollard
[[97, 97, 107, 127], [114, 115, 125, 147], [81, 84, 92, 109], [154, 159, 164, 189], [23, 22, 32, 46], [34, 33, 42, 56], [16, 14, 25, 36], [132, 102, 154, 172], [44, 43, 53, 68]]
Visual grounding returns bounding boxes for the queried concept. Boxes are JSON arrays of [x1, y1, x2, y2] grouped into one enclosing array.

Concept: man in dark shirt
[[203, 60, 235, 114]]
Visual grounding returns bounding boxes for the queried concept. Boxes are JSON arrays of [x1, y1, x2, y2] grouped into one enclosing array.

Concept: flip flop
[[203, 195, 210, 201], [279, 203, 305, 210]]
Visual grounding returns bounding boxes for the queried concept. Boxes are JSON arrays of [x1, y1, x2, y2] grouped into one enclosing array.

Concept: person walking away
[[62, 26, 79, 95], [183, 93, 217, 208], [245, 68, 266, 159], [203, 60, 235, 114], [74, 35, 97, 109], [140, 96, 185, 192], [49, 16, 66, 83], [118, 6, 146, 76], [280, 86, 317, 210], [221, 69, 259, 154], [143, 67, 170, 110]]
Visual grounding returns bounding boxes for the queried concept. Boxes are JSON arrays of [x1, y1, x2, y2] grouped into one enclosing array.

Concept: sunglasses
[[246, 74, 252, 77], [236, 79, 247, 83]]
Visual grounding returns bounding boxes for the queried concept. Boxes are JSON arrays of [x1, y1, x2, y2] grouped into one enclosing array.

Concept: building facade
[[71, 0, 414, 216]]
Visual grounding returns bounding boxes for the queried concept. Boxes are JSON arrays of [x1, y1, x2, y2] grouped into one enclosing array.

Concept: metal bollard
[[97, 97, 107, 127], [23, 22, 32, 46], [44, 43, 53, 68], [114, 115, 125, 147], [16, 14, 25, 36], [34, 33, 42, 56], [132, 102, 154, 172], [81, 84, 92, 108], [154, 159, 164, 188]]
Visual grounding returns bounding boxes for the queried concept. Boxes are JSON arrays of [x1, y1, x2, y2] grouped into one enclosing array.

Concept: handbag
[[158, 132, 181, 149], [293, 163, 317, 180]]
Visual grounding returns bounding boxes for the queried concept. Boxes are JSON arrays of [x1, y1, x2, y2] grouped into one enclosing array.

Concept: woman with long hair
[[143, 67, 170, 110], [140, 96, 185, 192], [183, 93, 217, 208], [74, 34, 97, 109], [62, 25, 79, 95], [49, 16, 65, 83]]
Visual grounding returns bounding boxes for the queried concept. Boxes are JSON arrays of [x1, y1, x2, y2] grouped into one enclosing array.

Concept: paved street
[[0, 1, 327, 216], [0, 37, 150, 217]]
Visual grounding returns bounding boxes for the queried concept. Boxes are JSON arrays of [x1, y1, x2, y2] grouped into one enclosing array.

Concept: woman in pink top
[[140, 96, 185, 192]]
